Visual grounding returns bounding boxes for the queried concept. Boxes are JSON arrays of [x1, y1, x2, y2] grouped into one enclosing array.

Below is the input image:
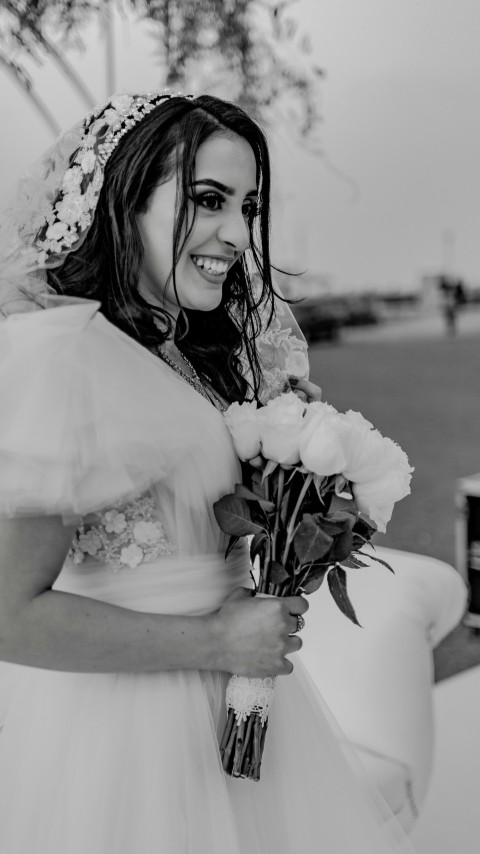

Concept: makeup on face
[[137, 133, 258, 319]]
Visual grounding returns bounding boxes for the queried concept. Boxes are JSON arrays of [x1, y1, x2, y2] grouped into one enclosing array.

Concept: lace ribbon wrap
[[225, 675, 276, 725]]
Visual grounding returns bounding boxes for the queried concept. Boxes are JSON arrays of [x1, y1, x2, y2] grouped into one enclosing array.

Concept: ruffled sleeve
[[0, 297, 196, 522]]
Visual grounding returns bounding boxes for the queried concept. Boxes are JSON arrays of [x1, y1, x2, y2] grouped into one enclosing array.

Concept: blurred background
[[1, 0, 479, 679]]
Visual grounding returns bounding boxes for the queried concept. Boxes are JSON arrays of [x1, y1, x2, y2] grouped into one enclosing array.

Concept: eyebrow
[[191, 179, 258, 197]]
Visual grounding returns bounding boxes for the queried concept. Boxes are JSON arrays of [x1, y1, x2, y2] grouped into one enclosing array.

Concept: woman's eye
[[242, 200, 259, 221], [195, 192, 223, 211]]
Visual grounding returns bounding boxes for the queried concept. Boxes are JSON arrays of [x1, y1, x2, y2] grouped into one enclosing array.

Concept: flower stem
[[270, 466, 285, 565], [281, 473, 314, 566]]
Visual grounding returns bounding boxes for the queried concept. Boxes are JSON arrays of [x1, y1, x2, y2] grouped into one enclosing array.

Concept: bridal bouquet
[[214, 392, 413, 781]]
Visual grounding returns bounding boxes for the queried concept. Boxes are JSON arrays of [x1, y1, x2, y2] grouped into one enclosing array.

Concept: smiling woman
[[0, 91, 415, 854], [137, 134, 258, 317]]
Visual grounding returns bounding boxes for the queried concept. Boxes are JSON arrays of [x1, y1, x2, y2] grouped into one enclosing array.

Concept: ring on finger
[[295, 615, 305, 633]]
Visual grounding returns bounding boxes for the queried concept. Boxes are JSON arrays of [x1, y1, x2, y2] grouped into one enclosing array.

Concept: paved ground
[[345, 302, 480, 343], [308, 301, 480, 681]]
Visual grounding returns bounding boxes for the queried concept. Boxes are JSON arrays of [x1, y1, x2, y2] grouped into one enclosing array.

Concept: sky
[[1, 0, 479, 293]]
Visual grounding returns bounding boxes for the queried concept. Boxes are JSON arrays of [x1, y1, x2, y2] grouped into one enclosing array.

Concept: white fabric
[[0, 299, 417, 853], [300, 547, 467, 831]]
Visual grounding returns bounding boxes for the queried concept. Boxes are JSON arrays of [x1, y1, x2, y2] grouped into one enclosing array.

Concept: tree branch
[[0, 52, 61, 137]]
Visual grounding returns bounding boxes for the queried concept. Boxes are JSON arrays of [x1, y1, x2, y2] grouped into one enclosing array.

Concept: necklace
[[156, 345, 228, 413]]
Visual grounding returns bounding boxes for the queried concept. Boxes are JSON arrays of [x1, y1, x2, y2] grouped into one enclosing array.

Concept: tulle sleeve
[[0, 297, 195, 523]]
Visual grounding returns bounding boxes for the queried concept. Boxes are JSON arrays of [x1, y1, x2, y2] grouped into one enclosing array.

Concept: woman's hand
[[289, 377, 322, 403], [211, 587, 309, 677]]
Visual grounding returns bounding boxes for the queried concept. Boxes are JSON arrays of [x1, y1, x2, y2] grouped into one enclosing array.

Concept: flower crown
[[29, 91, 193, 266]]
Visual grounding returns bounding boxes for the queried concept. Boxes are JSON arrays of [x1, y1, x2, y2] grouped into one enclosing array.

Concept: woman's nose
[[216, 210, 250, 254]]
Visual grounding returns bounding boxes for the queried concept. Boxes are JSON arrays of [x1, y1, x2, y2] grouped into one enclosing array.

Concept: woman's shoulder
[[0, 293, 205, 523], [2, 293, 102, 331]]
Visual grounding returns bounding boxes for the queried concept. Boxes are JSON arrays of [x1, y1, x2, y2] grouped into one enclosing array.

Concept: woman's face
[[137, 132, 258, 319]]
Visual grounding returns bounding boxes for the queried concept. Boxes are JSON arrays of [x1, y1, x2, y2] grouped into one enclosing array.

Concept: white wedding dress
[[0, 299, 416, 853]]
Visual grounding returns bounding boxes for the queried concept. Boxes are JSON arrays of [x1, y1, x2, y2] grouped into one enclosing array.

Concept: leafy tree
[[0, 0, 324, 147]]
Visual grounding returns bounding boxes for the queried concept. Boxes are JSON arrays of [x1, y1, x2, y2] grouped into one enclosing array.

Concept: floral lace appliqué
[[238, 295, 309, 403], [69, 496, 175, 571]]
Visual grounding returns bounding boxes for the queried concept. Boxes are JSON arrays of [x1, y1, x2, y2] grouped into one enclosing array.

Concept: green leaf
[[354, 514, 378, 539], [341, 555, 369, 569], [234, 484, 275, 513], [302, 565, 329, 594], [352, 533, 369, 550], [328, 493, 356, 516], [270, 561, 291, 584], [261, 459, 279, 482], [293, 514, 333, 563], [312, 474, 327, 503], [213, 494, 266, 537], [327, 566, 361, 626], [249, 531, 268, 563], [225, 535, 240, 559], [357, 551, 395, 573]]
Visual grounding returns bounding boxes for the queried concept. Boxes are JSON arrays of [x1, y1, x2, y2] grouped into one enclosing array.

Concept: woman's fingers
[[290, 377, 322, 402], [284, 595, 309, 616]]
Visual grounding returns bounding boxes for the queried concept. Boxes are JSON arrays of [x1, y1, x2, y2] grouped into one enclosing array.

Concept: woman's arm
[[0, 515, 306, 677]]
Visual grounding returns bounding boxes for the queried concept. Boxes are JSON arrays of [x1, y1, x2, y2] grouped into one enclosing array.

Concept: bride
[[0, 91, 415, 852]]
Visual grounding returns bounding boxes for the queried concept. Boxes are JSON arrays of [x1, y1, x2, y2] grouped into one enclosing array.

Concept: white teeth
[[192, 256, 228, 275]]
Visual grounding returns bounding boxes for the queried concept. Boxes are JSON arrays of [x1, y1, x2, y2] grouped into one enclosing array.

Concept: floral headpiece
[[6, 91, 193, 270]]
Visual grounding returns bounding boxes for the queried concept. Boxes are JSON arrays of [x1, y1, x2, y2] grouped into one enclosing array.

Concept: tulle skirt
[[0, 551, 415, 853]]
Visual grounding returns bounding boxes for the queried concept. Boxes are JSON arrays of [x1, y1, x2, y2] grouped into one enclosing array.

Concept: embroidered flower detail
[[92, 170, 104, 191], [120, 544, 144, 568], [285, 345, 309, 378], [63, 227, 78, 247], [102, 509, 127, 534], [69, 495, 175, 572], [103, 107, 121, 123], [46, 221, 68, 241], [84, 184, 97, 209], [235, 279, 309, 403], [56, 194, 85, 226], [110, 94, 134, 111], [77, 530, 102, 556], [62, 166, 83, 192], [133, 520, 161, 545], [80, 149, 96, 174]]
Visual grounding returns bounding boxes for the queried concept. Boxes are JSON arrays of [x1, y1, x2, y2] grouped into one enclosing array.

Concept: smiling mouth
[[191, 255, 230, 277]]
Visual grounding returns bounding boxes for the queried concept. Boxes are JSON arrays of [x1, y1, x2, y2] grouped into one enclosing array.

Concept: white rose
[[342, 424, 411, 485], [302, 400, 338, 425], [224, 401, 261, 461], [339, 421, 413, 532], [299, 410, 349, 476], [353, 466, 412, 533], [340, 409, 374, 431], [258, 392, 306, 464]]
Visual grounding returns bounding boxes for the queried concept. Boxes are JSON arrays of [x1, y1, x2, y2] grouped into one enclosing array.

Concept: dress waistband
[[55, 545, 252, 616]]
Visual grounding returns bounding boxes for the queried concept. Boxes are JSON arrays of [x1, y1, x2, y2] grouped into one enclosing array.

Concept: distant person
[[439, 276, 466, 336]]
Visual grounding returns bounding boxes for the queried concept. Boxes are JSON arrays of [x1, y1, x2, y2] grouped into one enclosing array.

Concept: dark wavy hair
[[46, 94, 277, 402]]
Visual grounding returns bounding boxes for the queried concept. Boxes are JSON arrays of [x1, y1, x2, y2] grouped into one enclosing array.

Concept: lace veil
[[0, 92, 177, 315]]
